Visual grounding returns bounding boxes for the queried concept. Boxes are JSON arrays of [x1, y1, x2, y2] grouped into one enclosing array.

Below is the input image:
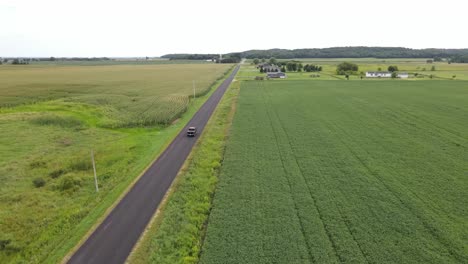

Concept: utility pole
[[91, 150, 99, 192], [193, 80, 196, 99]]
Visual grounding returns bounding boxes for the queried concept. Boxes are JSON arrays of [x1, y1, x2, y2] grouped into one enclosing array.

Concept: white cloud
[[0, 0, 467, 57]]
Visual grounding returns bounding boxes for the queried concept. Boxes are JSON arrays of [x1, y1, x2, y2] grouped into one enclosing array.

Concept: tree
[[259, 67, 264, 73], [253, 58, 259, 64], [297, 63, 303, 72], [281, 66, 286, 72], [269, 57, 277, 65], [336, 62, 358, 75], [431, 66, 436, 71], [391, 72, 398, 78], [388, 65, 399, 72], [291, 63, 297, 71], [261, 58, 266, 63], [50, 57, 56, 61], [12, 59, 20, 65], [426, 59, 433, 64], [377, 67, 382, 71]]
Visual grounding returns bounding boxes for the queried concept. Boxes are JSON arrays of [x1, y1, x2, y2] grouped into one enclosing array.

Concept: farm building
[[366, 71, 392, 78], [366, 72, 409, 78], [397, 72, 409, 78], [267, 72, 286, 79], [258, 63, 281, 72]]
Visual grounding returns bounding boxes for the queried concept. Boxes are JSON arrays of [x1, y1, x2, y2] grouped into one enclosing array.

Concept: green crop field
[[200, 80, 468, 263], [0, 64, 230, 126], [0, 63, 232, 263]]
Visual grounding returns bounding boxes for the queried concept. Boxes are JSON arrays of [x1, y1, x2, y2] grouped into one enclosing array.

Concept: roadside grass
[[200, 80, 468, 263], [127, 79, 240, 264], [0, 64, 234, 263]]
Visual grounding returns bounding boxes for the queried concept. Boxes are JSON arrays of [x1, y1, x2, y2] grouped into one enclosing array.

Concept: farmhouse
[[366, 71, 409, 78], [366, 71, 392, 78], [258, 63, 281, 72], [397, 72, 409, 78], [267, 72, 286, 79]]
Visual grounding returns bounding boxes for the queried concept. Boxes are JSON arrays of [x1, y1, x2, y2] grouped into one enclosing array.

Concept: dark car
[[187, 127, 197, 137]]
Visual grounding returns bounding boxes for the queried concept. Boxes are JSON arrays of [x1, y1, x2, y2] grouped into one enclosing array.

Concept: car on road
[[187, 127, 197, 137]]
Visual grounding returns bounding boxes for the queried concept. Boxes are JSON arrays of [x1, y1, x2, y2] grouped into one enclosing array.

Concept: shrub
[[69, 159, 92, 171], [33, 178, 46, 188], [30, 160, 47, 168], [57, 176, 82, 192], [0, 239, 11, 250], [49, 169, 66, 179]]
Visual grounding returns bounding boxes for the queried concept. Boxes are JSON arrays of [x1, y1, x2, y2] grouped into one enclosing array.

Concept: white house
[[366, 71, 409, 78], [366, 71, 392, 78], [397, 72, 409, 78]]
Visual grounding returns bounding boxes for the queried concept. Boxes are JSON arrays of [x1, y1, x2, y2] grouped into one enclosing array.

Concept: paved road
[[68, 65, 240, 264]]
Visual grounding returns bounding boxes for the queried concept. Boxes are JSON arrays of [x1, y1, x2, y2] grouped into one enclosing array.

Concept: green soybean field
[[200, 80, 468, 264]]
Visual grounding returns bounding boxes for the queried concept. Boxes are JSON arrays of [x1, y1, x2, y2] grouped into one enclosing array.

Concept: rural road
[[67, 65, 240, 264]]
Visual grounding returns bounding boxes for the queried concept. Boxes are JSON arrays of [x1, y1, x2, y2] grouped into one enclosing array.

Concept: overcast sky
[[1, 0, 467, 57]]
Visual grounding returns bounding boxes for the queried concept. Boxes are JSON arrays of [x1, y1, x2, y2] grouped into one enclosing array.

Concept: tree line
[[161, 54, 218, 60], [162, 47, 468, 62], [256, 58, 322, 73], [449, 55, 468, 63], [236, 47, 468, 59], [162, 53, 241, 63]]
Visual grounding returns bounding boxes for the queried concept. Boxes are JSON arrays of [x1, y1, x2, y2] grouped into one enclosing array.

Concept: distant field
[[27, 59, 214, 66], [0, 64, 230, 126], [200, 80, 468, 263], [0, 63, 232, 263], [240, 58, 468, 80]]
